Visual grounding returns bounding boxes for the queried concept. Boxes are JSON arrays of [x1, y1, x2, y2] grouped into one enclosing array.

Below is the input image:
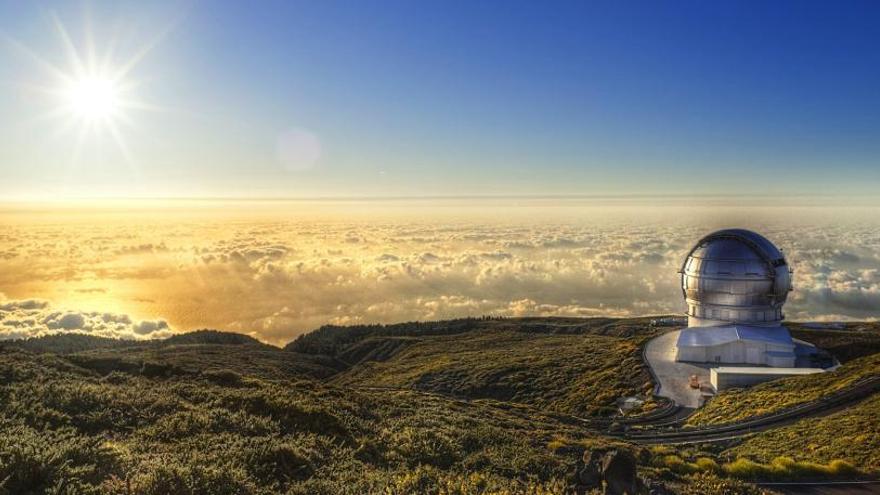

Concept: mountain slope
[[328, 318, 664, 417], [2, 317, 875, 493], [688, 326, 880, 426], [0, 345, 605, 494]]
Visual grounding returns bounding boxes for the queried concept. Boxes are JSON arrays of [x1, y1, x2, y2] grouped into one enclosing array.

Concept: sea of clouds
[[1, 202, 878, 345]]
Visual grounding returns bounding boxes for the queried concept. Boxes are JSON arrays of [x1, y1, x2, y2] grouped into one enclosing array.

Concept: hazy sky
[[1, 1, 879, 199]]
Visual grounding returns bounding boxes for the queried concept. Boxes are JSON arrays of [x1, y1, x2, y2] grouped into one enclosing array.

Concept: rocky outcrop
[[574, 448, 668, 495], [602, 449, 639, 494]]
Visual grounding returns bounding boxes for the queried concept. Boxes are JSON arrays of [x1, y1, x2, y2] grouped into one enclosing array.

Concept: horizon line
[[3, 192, 880, 203]]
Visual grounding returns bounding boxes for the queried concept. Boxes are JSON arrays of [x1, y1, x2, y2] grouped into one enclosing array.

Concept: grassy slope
[[725, 392, 880, 472], [71, 342, 343, 381], [6, 318, 879, 492], [327, 316, 668, 417], [0, 327, 773, 495], [0, 346, 601, 494], [0, 349, 783, 495], [688, 349, 880, 427], [336, 329, 654, 417], [787, 324, 880, 363]]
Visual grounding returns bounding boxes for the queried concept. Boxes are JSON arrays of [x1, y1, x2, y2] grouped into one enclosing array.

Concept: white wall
[[711, 368, 820, 390], [675, 345, 706, 362], [676, 340, 795, 366]]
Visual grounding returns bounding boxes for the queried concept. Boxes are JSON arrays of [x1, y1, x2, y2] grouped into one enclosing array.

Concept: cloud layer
[[0, 297, 171, 340], [1, 202, 879, 345]]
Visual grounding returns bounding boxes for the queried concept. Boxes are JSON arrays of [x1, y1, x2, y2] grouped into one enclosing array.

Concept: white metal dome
[[680, 229, 792, 327]]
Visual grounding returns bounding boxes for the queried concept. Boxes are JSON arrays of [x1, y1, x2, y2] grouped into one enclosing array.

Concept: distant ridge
[[3, 329, 264, 354], [284, 317, 496, 355], [162, 329, 262, 346], [4, 333, 141, 354]]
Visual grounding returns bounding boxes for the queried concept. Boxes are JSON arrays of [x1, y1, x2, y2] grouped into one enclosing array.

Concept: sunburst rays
[[5, 9, 175, 175]]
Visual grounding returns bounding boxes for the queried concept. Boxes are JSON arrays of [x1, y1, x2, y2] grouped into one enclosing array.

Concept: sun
[[65, 76, 120, 120], [9, 11, 172, 168]]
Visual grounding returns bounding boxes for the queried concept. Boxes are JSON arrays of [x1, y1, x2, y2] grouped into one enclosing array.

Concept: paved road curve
[[619, 375, 880, 444], [643, 330, 709, 408]]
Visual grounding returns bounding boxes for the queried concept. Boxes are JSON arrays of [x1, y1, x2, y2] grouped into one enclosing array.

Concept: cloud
[[114, 243, 169, 255], [2, 206, 880, 345], [132, 319, 168, 335], [0, 298, 49, 311], [0, 296, 172, 341], [45, 312, 86, 330]]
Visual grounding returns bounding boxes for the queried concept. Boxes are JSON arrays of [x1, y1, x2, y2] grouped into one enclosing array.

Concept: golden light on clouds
[[1, 200, 879, 346]]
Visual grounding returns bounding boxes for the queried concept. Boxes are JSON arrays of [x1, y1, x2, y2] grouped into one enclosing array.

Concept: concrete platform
[[644, 330, 710, 408]]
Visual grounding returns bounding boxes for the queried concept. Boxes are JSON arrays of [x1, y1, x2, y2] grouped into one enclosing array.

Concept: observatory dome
[[681, 229, 792, 327]]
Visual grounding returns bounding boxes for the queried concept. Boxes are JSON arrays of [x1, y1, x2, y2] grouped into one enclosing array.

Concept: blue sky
[[1, 0, 879, 198]]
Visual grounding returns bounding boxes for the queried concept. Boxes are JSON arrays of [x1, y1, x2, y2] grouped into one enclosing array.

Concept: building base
[[710, 366, 825, 391]]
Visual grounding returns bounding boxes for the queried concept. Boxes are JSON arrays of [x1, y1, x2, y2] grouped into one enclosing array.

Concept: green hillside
[[2, 317, 879, 493], [70, 343, 342, 381], [4, 333, 144, 354], [688, 332, 880, 426], [290, 317, 664, 417], [725, 392, 880, 472], [335, 329, 656, 417], [0, 345, 600, 494], [787, 323, 880, 363], [162, 329, 266, 346]]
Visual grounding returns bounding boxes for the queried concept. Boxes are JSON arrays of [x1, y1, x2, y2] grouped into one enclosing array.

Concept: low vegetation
[[70, 342, 342, 381], [656, 453, 859, 481], [1, 317, 877, 493], [0, 345, 598, 494], [336, 329, 654, 417], [682, 322, 880, 478], [688, 351, 880, 426], [298, 317, 662, 417], [649, 444, 863, 486], [787, 323, 880, 363], [725, 392, 880, 473], [673, 473, 768, 495]]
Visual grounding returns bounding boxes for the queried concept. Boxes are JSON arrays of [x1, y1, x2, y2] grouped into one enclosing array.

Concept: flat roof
[[711, 366, 824, 375]]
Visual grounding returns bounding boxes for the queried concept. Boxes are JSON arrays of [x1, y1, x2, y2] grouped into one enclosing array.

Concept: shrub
[[0, 425, 121, 495], [202, 369, 243, 387], [678, 472, 766, 495], [695, 457, 721, 474], [385, 427, 459, 469], [828, 459, 859, 476], [661, 455, 700, 474], [142, 409, 278, 440], [245, 442, 314, 485], [723, 458, 772, 479], [124, 464, 254, 495], [722, 456, 862, 480]]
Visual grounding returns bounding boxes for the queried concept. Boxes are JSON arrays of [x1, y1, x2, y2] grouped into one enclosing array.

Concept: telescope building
[[674, 229, 797, 367]]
